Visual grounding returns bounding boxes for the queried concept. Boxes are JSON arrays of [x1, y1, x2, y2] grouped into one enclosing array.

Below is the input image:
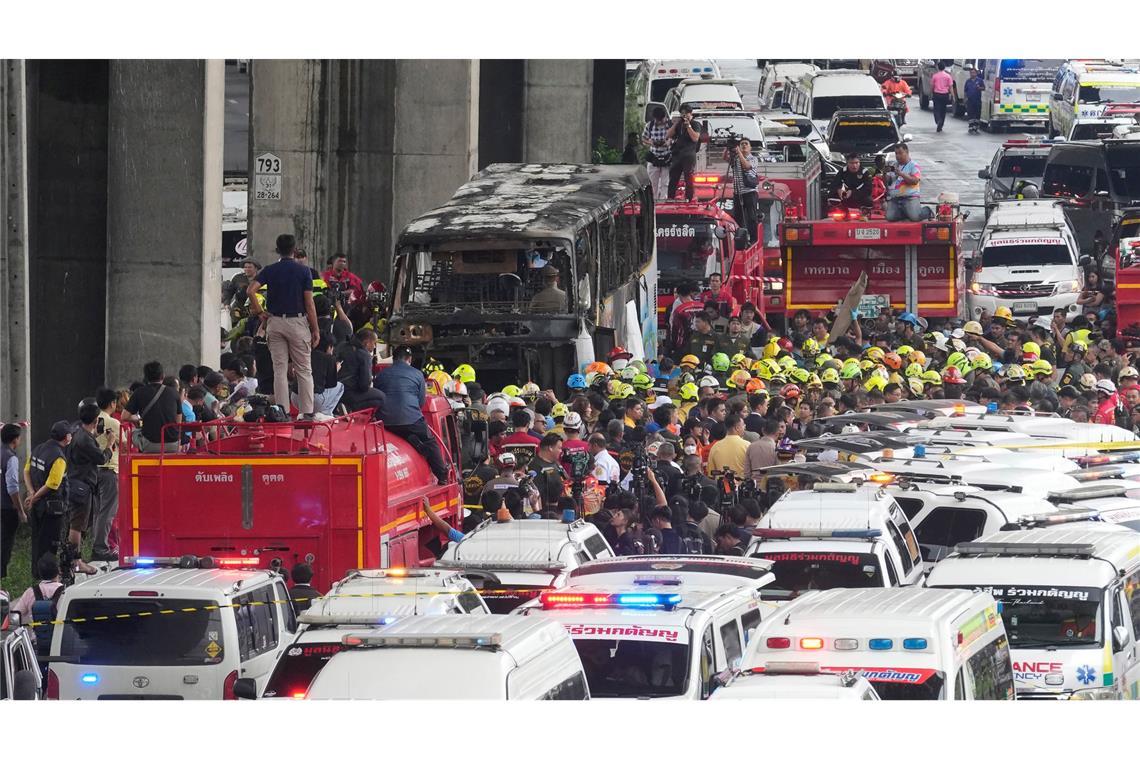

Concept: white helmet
[[698, 376, 720, 389]]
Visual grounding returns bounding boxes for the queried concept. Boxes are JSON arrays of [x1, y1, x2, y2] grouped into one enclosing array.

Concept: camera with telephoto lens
[[715, 125, 742, 151], [628, 443, 649, 496], [681, 474, 704, 502]]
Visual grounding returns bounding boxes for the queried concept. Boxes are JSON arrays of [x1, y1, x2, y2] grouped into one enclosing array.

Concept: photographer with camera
[[529, 434, 566, 512], [651, 441, 684, 500], [666, 104, 702, 202], [723, 135, 761, 243], [91, 388, 121, 561], [642, 106, 672, 200]]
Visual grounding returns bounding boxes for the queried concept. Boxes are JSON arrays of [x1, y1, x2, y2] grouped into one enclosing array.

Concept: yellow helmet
[[1022, 341, 1041, 359], [807, 373, 823, 389], [816, 353, 833, 368], [1031, 358, 1053, 375], [618, 383, 636, 399], [802, 338, 821, 356], [908, 350, 926, 366], [896, 345, 914, 356], [680, 354, 700, 370], [763, 338, 781, 359], [963, 320, 984, 336], [905, 362, 924, 378], [907, 377, 925, 396], [821, 368, 840, 384], [428, 371, 452, 394], [993, 306, 1014, 322], [728, 369, 752, 389], [778, 355, 797, 371], [750, 358, 767, 373], [423, 357, 446, 374], [864, 375, 886, 392], [763, 358, 782, 375], [859, 359, 875, 373], [789, 367, 811, 384], [502, 384, 521, 398], [888, 372, 904, 385], [865, 346, 885, 363], [519, 382, 540, 398], [921, 370, 942, 386], [679, 382, 698, 401], [731, 352, 750, 370], [452, 364, 476, 384], [551, 402, 569, 418]]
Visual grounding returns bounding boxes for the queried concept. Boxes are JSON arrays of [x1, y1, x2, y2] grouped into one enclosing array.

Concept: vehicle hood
[[974, 263, 1078, 285], [1011, 644, 1116, 696]]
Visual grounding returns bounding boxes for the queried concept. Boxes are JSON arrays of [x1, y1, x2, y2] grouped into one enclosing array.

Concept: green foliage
[[592, 137, 624, 165]]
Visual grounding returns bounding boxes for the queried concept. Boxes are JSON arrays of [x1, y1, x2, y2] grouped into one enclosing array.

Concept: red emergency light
[[692, 174, 722, 185], [924, 224, 951, 242], [784, 225, 813, 244], [217, 557, 261, 567], [828, 208, 846, 221], [993, 76, 1001, 104]]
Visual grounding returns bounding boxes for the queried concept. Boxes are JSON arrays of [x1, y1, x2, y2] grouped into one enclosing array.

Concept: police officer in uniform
[[23, 421, 72, 579]]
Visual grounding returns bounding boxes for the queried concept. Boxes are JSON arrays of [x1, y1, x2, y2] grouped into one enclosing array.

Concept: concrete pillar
[[523, 60, 593, 163], [249, 59, 478, 284], [248, 59, 324, 265], [478, 59, 524, 168], [591, 60, 627, 156], [1, 60, 31, 436], [24, 61, 110, 441], [105, 60, 224, 387]]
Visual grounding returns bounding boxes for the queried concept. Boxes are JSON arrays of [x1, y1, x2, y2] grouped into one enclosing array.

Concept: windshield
[[263, 641, 344, 698], [828, 117, 898, 153], [980, 243, 1072, 268], [871, 671, 946, 700], [812, 96, 885, 121], [657, 218, 724, 287], [1043, 163, 1094, 197], [754, 550, 884, 598], [401, 246, 573, 314], [1080, 84, 1140, 104], [940, 585, 1103, 648], [999, 59, 1063, 82], [680, 85, 741, 109], [651, 78, 682, 102], [60, 599, 224, 666], [1071, 123, 1127, 141], [996, 154, 1048, 179], [573, 637, 690, 698], [1107, 145, 1140, 200], [476, 586, 547, 614]]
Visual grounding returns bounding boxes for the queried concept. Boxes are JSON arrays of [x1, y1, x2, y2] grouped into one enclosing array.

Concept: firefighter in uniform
[[23, 421, 72, 579]]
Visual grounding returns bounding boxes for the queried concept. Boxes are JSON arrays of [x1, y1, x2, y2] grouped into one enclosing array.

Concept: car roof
[[958, 523, 1140, 565], [568, 555, 774, 590], [765, 587, 981, 625], [762, 486, 898, 531], [302, 569, 473, 619], [63, 568, 276, 596], [337, 614, 568, 665], [984, 199, 1067, 227], [438, 519, 604, 571]]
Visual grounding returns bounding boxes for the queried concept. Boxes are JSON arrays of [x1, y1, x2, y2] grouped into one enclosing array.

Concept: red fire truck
[[117, 400, 463, 588], [780, 202, 965, 322]]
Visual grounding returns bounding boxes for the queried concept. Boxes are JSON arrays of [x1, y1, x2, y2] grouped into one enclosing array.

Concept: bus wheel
[[919, 88, 929, 111]]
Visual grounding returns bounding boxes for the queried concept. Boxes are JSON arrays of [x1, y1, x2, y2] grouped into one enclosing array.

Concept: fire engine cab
[[118, 400, 464, 589], [780, 198, 965, 322]]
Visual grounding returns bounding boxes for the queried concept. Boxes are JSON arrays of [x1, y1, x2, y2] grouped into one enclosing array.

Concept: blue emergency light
[[868, 638, 894, 650], [134, 558, 156, 566], [987, 402, 999, 413], [81, 673, 100, 685], [903, 638, 928, 650], [615, 593, 682, 607]]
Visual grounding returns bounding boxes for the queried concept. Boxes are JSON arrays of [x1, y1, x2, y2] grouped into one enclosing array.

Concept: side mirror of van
[[963, 257, 977, 273], [1113, 625, 1130, 653], [900, 133, 913, 143], [232, 677, 259, 700], [977, 168, 991, 180], [713, 668, 736, 688], [734, 228, 750, 248], [7, 610, 20, 628], [1079, 255, 1093, 269]]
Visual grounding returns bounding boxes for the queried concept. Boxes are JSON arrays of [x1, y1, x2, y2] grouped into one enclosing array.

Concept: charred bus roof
[[397, 163, 650, 248]]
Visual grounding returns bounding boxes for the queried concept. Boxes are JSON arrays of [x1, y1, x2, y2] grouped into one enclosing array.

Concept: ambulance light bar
[[216, 557, 261, 567], [692, 174, 722, 185], [1048, 483, 1130, 502], [753, 528, 882, 540], [1076, 452, 1140, 466], [954, 541, 1095, 559], [540, 591, 682, 610], [811, 482, 858, 493], [764, 661, 821, 675], [299, 613, 399, 627], [765, 636, 927, 651], [1071, 465, 1125, 482], [342, 632, 503, 649], [1015, 509, 1099, 528], [122, 555, 262, 570], [436, 560, 566, 572]]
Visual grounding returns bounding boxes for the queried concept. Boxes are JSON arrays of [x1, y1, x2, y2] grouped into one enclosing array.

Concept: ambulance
[[926, 525, 1140, 699], [516, 571, 774, 699], [976, 59, 1064, 131], [742, 587, 1015, 700], [1049, 60, 1140, 140], [709, 661, 880, 700]]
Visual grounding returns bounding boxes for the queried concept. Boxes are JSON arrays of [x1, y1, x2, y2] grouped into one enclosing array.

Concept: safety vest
[[28, 439, 67, 499]]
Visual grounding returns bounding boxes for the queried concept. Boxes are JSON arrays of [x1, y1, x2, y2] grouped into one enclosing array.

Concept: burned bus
[[386, 164, 657, 388]]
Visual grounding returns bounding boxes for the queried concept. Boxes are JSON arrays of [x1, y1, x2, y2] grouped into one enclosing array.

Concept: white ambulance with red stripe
[[741, 587, 1015, 700]]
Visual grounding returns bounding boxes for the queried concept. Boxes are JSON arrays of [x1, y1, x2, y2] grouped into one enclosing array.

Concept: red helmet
[[366, 280, 386, 294], [608, 346, 633, 362], [781, 384, 801, 400], [777, 337, 794, 353], [942, 366, 967, 385]]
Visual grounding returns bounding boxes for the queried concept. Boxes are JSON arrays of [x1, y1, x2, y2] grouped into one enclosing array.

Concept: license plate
[[855, 227, 882, 240], [1012, 301, 1037, 314], [1025, 92, 1041, 102]]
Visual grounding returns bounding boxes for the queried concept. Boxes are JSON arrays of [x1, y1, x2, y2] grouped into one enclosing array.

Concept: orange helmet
[[745, 378, 766, 394], [882, 352, 902, 370], [585, 361, 612, 375]]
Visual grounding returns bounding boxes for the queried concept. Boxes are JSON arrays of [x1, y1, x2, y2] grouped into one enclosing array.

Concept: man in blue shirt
[[247, 234, 320, 419], [963, 67, 985, 128], [373, 346, 451, 483]]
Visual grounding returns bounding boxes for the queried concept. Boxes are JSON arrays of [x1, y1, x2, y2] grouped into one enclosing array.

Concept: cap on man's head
[[542, 266, 560, 279], [50, 420, 73, 441]]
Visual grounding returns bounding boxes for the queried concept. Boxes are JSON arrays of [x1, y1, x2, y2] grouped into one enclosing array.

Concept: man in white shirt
[[588, 433, 620, 487]]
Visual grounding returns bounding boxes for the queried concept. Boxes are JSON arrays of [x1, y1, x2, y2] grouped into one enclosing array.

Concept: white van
[[1050, 59, 1140, 140], [927, 525, 1140, 699], [870, 457, 1081, 499], [784, 70, 885, 128], [630, 60, 721, 121], [305, 616, 589, 700], [710, 661, 879, 700], [745, 483, 924, 594], [238, 568, 489, 700], [757, 62, 819, 110], [660, 78, 743, 118], [48, 556, 295, 700], [965, 200, 1083, 323], [517, 565, 775, 701], [918, 412, 1137, 444], [436, 518, 614, 613], [1, 598, 40, 700], [973, 59, 1064, 130], [742, 587, 1015, 700]]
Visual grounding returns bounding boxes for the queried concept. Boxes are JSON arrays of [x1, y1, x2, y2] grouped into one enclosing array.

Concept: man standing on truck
[[247, 234, 319, 420], [667, 104, 702, 202], [374, 345, 451, 484], [642, 106, 672, 200]]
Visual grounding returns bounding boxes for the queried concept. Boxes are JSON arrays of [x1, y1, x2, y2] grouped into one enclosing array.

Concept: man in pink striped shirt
[[931, 62, 956, 133]]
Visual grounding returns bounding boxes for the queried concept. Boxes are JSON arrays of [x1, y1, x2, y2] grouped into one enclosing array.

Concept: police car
[[709, 661, 879, 700], [927, 524, 1140, 699], [745, 483, 924, 595], [47, 555, 295, 700], [743, 587, 1015, 700], [436, 518, 614, 613], [304, 616, 589, 700], [1, 595, 41, 700], [516, 556, 777, 699], [238, 568, 489, 699]]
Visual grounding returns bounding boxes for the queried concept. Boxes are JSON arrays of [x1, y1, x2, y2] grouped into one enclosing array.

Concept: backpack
[[31, 583, 65, 658]]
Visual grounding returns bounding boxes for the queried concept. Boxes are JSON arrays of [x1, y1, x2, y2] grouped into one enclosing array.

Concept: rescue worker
[[528, 266, 567, 313], [23, 422, 83, 579], [828, 153, 873, 210], [373, 345, 452, 484]]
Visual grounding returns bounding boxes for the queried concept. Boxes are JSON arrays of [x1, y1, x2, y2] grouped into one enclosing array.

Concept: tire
[[1046, 120, 1057, 139], [953, 98, 965, 118], [990, 121, 1004, 134], [919, 86, 929, 111]]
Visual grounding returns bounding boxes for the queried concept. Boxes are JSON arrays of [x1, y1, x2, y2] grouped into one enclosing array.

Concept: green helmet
[[628, 359, 648, 374], [632, 372, 653, 391], [789, 367, 811, 384], [778, 355, 797, 371], [921, 370, 943, 385], [840, 363, 863, 380], [905, 362, 924, 378], [619, 365, 638, 381], [711, 352, 731, 372], [821, 367, 840, 384], [946, 351, 968, 372], [972, 353, 993, 372]]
